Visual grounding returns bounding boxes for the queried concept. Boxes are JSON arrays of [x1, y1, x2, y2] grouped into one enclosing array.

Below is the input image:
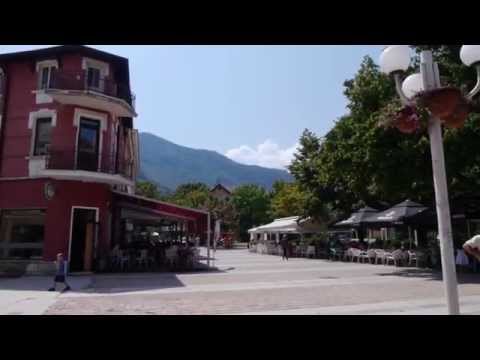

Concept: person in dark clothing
[[48, 253, 71, 292], [280, 234, 289, 261]]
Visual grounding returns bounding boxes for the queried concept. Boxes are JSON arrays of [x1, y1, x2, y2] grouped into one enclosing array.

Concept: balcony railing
[[44, 70, 135, 107], [45, 149, 134, 179]]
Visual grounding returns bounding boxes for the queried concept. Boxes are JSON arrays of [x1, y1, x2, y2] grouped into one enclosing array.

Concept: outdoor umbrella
[[334, 206, 379, 242], [363, 200, 428, 227], [364, 199, 428, 248], [334, 207, 379, 228]]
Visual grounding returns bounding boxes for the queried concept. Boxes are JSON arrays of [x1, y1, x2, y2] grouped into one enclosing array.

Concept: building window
[[0, 210, 45, 259], [87, 67, 101, 90], [33, 117, 52, 156], [38, 66, 55, 89]]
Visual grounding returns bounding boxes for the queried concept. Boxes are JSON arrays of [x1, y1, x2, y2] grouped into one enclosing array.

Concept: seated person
[[463, 235, 480, 262]]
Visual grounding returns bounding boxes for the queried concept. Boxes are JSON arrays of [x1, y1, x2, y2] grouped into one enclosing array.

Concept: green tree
[[269, 180, 307, 219], [231, 184, 272, 241], [169, 182, 210, 209], [168, 182, 239, 236], [290, 49, 480, 216], [136, 181, 161, 199]]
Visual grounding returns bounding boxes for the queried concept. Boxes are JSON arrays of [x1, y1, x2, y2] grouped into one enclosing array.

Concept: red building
[[0, 46, 208, 274]]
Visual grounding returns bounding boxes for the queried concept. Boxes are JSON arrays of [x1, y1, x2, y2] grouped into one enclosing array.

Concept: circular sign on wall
[[44, 181, 55, 200]]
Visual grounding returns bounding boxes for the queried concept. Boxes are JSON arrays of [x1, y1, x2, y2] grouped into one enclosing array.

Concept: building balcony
[[36, 70, 136, 118], [29, 149, 135, 187]]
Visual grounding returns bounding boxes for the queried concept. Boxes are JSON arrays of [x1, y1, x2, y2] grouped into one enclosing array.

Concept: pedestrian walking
[[280, 234, 289, 261], [48, 253, 71, 292]]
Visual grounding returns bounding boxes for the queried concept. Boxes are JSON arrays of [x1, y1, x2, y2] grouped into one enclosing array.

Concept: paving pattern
[[38, 248, 480, 315]]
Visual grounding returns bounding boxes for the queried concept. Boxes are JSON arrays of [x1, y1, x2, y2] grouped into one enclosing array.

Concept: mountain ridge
[[138, 132, 293, 192]]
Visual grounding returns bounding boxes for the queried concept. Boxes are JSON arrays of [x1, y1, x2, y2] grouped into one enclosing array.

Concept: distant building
[[210, 183, 232, 202]]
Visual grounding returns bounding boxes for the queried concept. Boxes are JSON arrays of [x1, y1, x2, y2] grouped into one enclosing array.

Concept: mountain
[[138, 132, 293, 192]]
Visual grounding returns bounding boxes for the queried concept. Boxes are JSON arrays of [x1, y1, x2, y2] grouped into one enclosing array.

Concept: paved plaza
[[2, 248, 480, 315]]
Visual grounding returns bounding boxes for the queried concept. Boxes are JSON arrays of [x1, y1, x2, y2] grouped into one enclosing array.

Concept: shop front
[[106, 191, 209, 272]]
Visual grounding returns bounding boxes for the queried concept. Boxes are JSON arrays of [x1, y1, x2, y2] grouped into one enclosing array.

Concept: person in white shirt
[[463, 235, 480, 261]]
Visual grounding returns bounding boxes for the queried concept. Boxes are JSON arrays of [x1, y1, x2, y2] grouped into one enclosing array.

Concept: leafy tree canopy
[[290, 47, 480, 218], [169, 182, 210, 209], [231, 184, 272, 241], [136, 181, 162, 200], [269, 180, 307, 219]]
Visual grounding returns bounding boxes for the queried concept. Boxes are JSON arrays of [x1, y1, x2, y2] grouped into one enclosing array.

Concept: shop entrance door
[[69, 208, 97, 272]]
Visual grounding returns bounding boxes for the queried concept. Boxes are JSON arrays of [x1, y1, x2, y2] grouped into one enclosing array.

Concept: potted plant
[[415, 87, 463, 119], [378, 102, 424, 134], [441, 99, 471, 128], [395, 105, 421, 134]]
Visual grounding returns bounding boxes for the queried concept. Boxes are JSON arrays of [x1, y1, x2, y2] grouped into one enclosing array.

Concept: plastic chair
[[385, 249, 404, 266], [360, 249, 376, 264], [375, 249, 386, 264], [351, 248, 362, 262], [408, 250, 418, 267], [165, 247, 178, 269], [343, 248, 353, 261], [306, 246, 316, 258]]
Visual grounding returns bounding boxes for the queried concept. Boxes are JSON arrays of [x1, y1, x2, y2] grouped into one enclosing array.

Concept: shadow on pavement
[[88, 266, 231, 294], [91, 273, 185, 294], [377, 268, 480, 284], [0, 262, 231, 294], [0, 276, 92, 292]]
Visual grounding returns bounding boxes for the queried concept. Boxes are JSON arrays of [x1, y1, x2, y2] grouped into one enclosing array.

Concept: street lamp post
[[380, 45, 480, 315]]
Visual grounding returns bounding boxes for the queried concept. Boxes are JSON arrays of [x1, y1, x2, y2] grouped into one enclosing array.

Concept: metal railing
[[44, 70, 135, 107], [45, 149, 134, 179]]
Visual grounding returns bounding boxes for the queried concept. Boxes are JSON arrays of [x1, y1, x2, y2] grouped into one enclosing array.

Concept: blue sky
[[0, 45, 383, 168]]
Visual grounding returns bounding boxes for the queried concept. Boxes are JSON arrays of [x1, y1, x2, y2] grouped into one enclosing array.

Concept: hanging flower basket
[[378, 101, 428, 134], [442, 99, 471, 128], [415, 87, 463, 119], [393, 105, 421, 134]]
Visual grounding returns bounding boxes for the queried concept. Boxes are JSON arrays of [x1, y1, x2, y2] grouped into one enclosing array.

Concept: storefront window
[[0, 210, 46, 259]]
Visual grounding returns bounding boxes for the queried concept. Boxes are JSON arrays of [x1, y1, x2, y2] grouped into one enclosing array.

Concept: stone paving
[[3, 249, 480, 314], [0, 276, 92, 315]]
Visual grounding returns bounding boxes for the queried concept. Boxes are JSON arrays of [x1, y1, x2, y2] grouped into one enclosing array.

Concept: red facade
[[0, 53, 120, 178], [0, 46, 208, 271]]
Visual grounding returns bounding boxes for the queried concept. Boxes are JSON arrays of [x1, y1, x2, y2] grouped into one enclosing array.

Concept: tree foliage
[[167, 182, 239, 235], [168, 183, 210, 209], [136, 181, 162, 199], [269, 180, 307, 219], [231, 184, 272, 241], [290, 48, 480, 217]]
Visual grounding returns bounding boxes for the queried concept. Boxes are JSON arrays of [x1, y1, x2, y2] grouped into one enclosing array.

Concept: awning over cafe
[[248, 216, 324, 235], [112, 191, 209, 234]]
